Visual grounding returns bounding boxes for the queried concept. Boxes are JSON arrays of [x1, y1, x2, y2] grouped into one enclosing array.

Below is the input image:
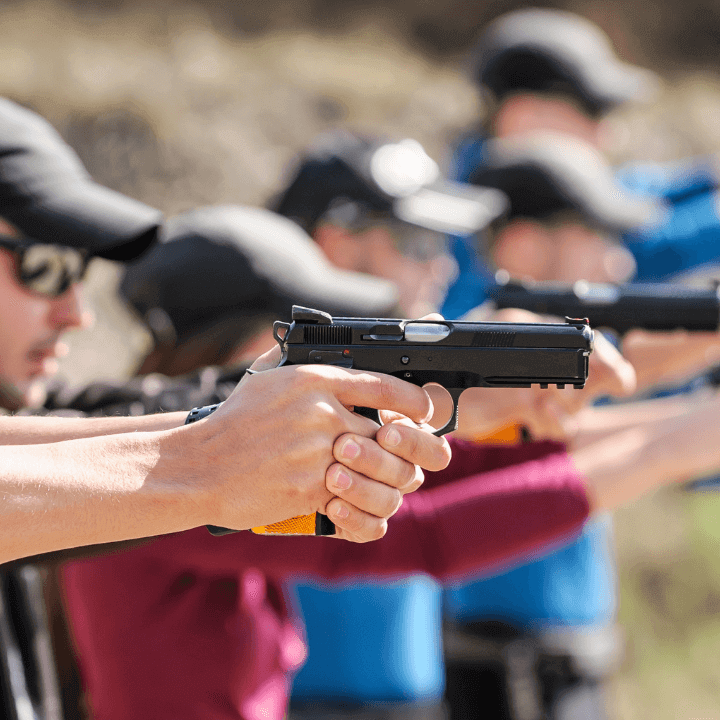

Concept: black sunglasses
[[0, 236, 90, 298]]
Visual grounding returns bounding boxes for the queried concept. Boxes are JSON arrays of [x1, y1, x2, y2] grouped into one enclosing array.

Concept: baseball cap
[[120, 205, 401, 348], [474, 9, 660, 116], [273, 132, 508, 236], [0, 98, 161, 261], [469, 133, 666, 233]]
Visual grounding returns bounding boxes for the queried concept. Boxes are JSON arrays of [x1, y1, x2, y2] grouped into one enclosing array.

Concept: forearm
[[573, 397, 720, 510], [0, 427, 205, 563], [623, 330, 720, 390], [570, 393, 706, 449], [0, 412, 187, 444]]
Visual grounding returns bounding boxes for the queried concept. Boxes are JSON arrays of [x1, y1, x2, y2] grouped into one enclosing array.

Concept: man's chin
[[0, 378, 47, 411]]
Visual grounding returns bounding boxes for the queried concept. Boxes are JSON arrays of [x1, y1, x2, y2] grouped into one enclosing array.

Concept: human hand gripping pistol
[[208, 305, 593, 537]]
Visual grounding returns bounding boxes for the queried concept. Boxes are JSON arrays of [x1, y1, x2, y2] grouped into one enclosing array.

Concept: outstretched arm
[[622, 328, 720, 391], [0, 358, 450, 563]]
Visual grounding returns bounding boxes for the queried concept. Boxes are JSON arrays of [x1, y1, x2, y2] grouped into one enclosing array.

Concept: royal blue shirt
[[291, 578, 444, 703]]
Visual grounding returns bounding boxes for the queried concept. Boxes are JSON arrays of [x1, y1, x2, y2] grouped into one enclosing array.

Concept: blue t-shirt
[[291, 577, 444, 703], [618, 159, 720, 281]]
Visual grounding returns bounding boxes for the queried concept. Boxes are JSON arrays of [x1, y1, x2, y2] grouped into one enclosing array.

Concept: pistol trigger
[[432, 389, 463, 437]]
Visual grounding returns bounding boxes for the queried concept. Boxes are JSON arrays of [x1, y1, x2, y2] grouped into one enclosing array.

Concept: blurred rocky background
[[4, 1, 720, 718]]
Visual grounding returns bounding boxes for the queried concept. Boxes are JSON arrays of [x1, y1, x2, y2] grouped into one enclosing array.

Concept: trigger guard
[[432, 388, 463, 437], [355, 388, 463, 438]]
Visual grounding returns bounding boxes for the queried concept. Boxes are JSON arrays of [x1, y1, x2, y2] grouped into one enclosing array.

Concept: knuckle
[[363, 518, 387, 542], [378, 375, 399, 409], [434, 440, 452, 471], [397, 426, 419, 461], [292, 365, 318, 389], [383, 488, 403, 517], [303, 430, 331, 461], [397, 458, 419, 490]]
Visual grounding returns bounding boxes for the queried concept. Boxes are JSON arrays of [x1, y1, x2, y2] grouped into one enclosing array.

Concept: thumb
[[247, 344, 282, 373]]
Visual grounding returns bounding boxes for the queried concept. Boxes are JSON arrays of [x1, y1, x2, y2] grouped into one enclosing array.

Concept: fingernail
[[332, 469, 352, 490], [333, 504, 349, 519], [340, 438, 360, 460], [384, 427, 402, 447]]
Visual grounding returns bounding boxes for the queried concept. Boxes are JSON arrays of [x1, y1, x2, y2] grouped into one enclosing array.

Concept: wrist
[[145, 423, 216, 532], [171, 404, 248, 529]]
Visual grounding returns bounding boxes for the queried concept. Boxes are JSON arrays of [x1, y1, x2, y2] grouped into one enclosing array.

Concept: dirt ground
[[4, 1, 720, 718]]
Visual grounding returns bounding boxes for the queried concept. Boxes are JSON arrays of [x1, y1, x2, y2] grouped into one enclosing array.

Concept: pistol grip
[[207, 513, 336, 537], [251, 513, 336, 536]]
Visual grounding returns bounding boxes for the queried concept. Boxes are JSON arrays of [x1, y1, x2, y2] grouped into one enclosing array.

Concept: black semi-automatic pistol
[[208, 305, 593, 538]]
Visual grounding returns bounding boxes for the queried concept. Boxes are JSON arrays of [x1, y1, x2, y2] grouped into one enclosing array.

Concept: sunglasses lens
[[19, 245, 87, 297]]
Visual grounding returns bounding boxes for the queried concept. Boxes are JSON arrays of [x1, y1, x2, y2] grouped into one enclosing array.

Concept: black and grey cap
[[0, 98, 161, 260], [474, 9, 660, 115], [273, 132, 508, 236], [120, 205, 401, 347], [469, 133, 665, 233]]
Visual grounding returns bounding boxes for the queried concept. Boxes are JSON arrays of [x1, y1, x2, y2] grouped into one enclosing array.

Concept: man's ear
[[312, 224, 360, 271], [492, 220, 551, 280]]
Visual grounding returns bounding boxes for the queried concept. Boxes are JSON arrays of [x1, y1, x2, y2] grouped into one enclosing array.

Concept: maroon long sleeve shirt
[[61, 439, 589, 720]]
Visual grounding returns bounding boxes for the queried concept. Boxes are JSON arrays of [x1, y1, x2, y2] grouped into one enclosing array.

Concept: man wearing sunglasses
[[0, 223, 89, 409]]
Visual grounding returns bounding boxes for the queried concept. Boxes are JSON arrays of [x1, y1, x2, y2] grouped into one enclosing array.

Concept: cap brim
[[287, 265, 401, 319], [238, 208, 400, 317], [3, 180, 162, 261], [582, 61, 662, 110], [482, 134, 666, 234], [393, 181, 509, 235]]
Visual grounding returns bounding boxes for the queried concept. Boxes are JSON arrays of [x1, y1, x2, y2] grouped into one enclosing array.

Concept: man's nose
[[50, 282, 86, 330]]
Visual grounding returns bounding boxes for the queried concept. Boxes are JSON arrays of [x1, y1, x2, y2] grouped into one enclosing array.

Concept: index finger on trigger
[[332, 371, 434, 426]]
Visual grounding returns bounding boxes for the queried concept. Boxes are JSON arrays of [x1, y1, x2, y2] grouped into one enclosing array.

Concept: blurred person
[[272, 133, 481, 720], [440, 13, 720, 720], [0, 95, 160, 720], [270, 132, 506, 318], [273, 131, 713, 720], [447, 6, 720, 308], [271, 134, 619, 720], [54, 195, 706, 720], [440, 132, 720, 720]]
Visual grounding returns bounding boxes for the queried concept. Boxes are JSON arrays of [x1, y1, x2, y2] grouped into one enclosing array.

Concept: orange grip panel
[[251, 513, 317, 535], [472, 422, 524, 445]]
